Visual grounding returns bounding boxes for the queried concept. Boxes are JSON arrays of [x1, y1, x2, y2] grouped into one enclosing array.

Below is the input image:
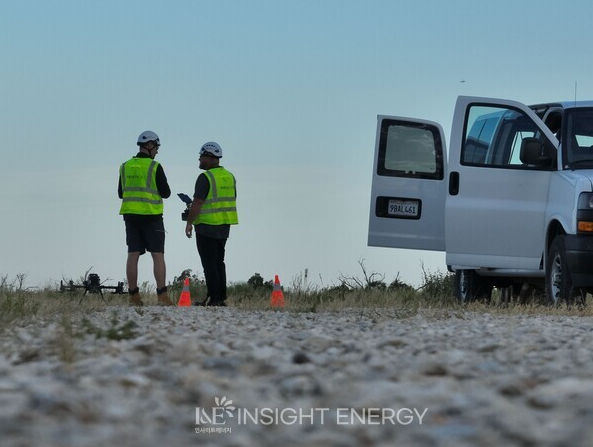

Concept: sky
[[2, 0, 593, 291]]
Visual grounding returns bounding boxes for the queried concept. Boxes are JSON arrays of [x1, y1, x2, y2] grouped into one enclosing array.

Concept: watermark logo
[[195, 396, 428, 435], [214, 396, 235, 418], [195, 396, 236, 434]]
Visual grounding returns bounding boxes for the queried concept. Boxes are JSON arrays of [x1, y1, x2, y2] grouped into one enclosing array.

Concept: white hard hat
[[199, 141, 223, 158], [137, 131, 160, 146]]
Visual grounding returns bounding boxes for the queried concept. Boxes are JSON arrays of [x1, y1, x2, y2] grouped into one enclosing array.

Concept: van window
[[565, 108, 593, 168], [462, 105, 555, 169], [377, 119, 443, 180], [463, 115, 500, 164]]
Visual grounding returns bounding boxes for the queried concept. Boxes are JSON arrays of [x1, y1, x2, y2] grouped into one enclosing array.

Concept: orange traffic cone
[[270, 275, 285, 308], [178, 277, 192, 307]]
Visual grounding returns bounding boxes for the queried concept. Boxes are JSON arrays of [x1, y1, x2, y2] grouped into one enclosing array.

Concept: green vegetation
[[80, 313, 139, 341]]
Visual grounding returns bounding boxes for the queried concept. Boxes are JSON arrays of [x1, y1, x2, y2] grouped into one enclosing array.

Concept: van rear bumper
[[565, 235, 593, 287]]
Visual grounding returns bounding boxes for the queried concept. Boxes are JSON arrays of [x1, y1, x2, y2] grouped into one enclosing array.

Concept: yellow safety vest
[[194, 167, 238, 225], [119, 158, 164, 215]]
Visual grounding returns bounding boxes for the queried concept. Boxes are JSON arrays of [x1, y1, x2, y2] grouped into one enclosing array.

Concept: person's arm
[[185, 198, 204, 238], [184, 173, 209, 238], [155, 165, 171, 199]]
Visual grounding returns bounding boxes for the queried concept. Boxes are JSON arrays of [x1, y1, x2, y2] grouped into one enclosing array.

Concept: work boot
[[194, 296, 211, 306], [157, 287, 174, 306], [128, 288, 144, 307], [206, 298, 226, 307]]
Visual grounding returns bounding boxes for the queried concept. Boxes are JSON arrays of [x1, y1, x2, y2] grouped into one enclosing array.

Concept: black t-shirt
[[193, 170, 233, 239]]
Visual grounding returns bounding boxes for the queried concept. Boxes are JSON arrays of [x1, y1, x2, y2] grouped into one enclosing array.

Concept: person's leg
[[196, 234, 223, 304], [151, 251, 173, 305], [215, 238, 228, 303], [126, 252, 141, 291], [124, 217, 146, 299], [126, 251, 144, 306], [151, 252, 166, 290], [141, 217, 172, 305], [145, 218, 167, 288], [125, 218, 143, 293]]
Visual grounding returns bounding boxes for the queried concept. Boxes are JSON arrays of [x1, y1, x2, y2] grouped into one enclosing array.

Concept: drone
[[60, 271, 124, 302]]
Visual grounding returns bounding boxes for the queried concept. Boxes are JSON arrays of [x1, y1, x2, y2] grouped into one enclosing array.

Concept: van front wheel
[[455, 270, 492, 303], [545, 235, 586, 306]]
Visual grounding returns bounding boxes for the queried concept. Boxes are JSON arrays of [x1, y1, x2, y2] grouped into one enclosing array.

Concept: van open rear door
[[368, 115, 447, 251]]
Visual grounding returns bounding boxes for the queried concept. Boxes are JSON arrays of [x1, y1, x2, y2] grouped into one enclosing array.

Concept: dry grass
[[1, 277, 592, 334], [463, 300, 593, 317], [227, 283, 593, 318], [1, 274, 590, 369]]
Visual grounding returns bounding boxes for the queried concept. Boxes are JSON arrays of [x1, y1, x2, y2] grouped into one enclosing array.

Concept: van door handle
[[449, 171, 459, 196]]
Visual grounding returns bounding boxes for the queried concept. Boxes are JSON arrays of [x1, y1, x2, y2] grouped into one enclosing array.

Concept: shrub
[[169, 269, 204, 297], [247, 273, 273, 291], [418, 264, 456, 303]]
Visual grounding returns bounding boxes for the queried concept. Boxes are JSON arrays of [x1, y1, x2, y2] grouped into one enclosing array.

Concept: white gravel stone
[[1, 308, 593, 446]]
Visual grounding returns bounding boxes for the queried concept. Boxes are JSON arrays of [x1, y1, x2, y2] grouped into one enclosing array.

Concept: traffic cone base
[[178, 278, 192, 307]]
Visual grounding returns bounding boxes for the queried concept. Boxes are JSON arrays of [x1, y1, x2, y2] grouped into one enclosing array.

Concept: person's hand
[[185, 222, 193, 238]]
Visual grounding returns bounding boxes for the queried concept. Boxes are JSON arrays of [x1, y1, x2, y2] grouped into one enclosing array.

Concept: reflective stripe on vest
[[119, 158, 164, 215], [194, 167, 238, 225]]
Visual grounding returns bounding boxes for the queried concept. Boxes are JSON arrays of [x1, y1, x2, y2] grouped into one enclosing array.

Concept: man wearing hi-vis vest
[[185, 141, 238, 307], [118, 131, 174, 307]]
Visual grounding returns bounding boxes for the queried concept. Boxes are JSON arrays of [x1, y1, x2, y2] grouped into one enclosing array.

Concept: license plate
[[388, 199, 419, 217]]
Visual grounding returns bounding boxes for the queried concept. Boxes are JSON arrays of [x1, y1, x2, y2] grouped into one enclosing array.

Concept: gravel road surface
[[1, 307, 593, 446]]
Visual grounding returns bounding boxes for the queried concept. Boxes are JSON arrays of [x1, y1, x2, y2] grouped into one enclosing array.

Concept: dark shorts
[[124, 215, 165, 255]]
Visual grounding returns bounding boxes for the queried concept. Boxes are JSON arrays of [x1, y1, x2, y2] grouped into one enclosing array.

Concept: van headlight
[[577, 193, 593, 233], [578, 193, 593, 209]]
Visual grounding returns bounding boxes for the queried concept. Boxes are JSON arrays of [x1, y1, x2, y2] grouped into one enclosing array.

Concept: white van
[[368, 96, 593, 304]]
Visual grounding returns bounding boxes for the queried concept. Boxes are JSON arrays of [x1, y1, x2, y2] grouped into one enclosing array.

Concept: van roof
[[530, 101, 593, 110]]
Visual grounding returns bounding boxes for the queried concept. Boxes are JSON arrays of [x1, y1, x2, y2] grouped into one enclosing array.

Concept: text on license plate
[[388, 199, 419, 217]]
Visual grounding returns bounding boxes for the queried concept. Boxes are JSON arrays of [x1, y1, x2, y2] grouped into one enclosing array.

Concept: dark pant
[[196, 234, 228, 304]]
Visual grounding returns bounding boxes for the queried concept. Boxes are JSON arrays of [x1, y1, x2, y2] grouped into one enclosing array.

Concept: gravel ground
[[1, 307, 593, 447]]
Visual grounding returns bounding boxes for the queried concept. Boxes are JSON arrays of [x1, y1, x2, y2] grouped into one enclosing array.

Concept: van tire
[[545, 235, 586, 306], [455, 270, 492, 303]]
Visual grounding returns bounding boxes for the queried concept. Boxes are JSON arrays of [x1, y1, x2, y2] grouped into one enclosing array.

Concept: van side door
[[446, 97, 558, 270], [368, 116, 447, 251]]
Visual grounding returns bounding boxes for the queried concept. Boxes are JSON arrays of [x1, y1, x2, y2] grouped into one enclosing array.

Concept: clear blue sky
[[2, 0, 593, 290]]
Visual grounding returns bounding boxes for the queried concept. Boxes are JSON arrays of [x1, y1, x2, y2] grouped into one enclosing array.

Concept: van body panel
[[547, 172, 593, 236]]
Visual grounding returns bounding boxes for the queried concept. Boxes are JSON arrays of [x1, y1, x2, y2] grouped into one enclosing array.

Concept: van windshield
[[564, 108, 593, 169]]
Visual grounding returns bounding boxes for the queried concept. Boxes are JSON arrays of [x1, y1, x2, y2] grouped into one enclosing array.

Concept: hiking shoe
[[157, 292, 174, 306], [129, 291, 144, 307]]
